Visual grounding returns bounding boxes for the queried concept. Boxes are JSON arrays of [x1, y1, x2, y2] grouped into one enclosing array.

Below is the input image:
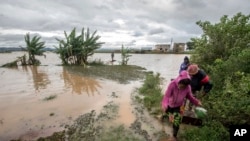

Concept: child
[[161, 70, 202, 140]]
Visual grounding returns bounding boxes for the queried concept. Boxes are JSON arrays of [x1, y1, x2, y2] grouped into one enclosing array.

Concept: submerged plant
[[43, 95, 57, 101]]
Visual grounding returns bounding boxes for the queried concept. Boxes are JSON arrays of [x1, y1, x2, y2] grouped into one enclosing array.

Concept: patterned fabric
[[165, 106, 182, 137], [166, 111, 182, 127]]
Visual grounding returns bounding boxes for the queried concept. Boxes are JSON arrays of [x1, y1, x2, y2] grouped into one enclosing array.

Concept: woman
[[179, 56, 190, 74], [161, 70, 202, 140]]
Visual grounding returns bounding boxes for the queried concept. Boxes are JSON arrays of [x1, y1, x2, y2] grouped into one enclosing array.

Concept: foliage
[[23, 33, 46, 65], [2, 33, 45, 67], [99, 125, 143, 141], [55, 27, 104, 65], [1, 60, 18, 67], [191, 12, 250, 69], [181, 121, 229, 141], [120, 45, 132, 65], [186, 41, 195, 50], [88, 59, 105, 66], [186, 12, 250, 141], [138, 72, 163, 112], [2, 54, 28, 67]]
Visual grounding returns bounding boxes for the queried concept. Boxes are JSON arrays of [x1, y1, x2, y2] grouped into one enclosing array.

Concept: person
[[161, 70, 202, 139], [179, 56, 190, 74], [111, 51, 114, 62], [186, 64, 213, 111], [187, 64, 213, 96]]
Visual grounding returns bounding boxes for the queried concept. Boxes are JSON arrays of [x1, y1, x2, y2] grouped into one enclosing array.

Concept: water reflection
[[62, 67, 102, 95], [0, 66, 51, 93], [28, 66, 51, 91]]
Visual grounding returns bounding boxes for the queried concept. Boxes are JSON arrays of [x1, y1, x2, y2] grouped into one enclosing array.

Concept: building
[[153, 42, 187, 53], [172, 43, 186, 53], [154, 44, 171, 52]]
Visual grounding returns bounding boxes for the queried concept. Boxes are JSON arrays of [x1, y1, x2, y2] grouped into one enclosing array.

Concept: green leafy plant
[[55, 27, 104, 65], [186, 12, 250, 141], [23, 33, 46, 65], [138, 72, 163, 112], [121, 44, 131, 65]]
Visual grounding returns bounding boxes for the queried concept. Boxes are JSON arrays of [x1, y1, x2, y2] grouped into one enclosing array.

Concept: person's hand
[[162, 106, 167, 113], [198, 101, 202, 106]]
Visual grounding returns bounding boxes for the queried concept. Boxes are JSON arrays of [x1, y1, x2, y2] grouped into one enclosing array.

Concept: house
[[172, 43, 186, 53], [154, 44, 171, 52]]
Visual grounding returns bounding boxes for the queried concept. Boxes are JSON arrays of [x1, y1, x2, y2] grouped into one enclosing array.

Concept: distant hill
[[0, 47, 55, 52]]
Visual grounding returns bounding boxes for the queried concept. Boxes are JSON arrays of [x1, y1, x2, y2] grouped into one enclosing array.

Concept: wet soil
[[31, 89, 172, 141]]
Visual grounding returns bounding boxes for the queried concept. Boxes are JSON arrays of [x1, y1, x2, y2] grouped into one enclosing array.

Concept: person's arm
[[179, 63, 184, 73], [201, 75, 213, 94], [203, 81, 213, 94], [186, 86, 201, 106], [161, 83, 173, 110]]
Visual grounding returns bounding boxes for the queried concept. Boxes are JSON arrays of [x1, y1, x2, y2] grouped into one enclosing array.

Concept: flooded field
[[0, 52, 188, 141]]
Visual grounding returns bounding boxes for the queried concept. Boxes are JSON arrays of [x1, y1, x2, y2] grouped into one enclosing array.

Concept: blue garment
[[179, 56, 189, 74], [179, 62, 189, 74]]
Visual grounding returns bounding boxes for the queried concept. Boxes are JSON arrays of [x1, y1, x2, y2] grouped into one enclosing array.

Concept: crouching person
[[161, 71, 202, 140]]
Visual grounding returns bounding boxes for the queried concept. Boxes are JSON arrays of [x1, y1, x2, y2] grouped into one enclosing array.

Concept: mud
[[25, 89, 172, 141]]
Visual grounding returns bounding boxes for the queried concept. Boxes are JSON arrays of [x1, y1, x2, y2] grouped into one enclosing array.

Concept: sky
[[0, 0, 249, 49]]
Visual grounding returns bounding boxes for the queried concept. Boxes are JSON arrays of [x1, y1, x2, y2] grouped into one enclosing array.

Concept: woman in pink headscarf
[[161, 70, 202, 140]]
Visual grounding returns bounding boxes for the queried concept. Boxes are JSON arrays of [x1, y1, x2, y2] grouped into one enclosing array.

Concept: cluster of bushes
[[137, 72, 163, 114], [183, 12, 250, 140], [55, 28, 104, 65]]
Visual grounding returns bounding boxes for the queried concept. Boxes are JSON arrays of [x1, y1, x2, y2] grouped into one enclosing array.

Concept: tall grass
[[137, 72, 163, 114]]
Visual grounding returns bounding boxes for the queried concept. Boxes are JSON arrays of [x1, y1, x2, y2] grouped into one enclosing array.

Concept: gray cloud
[[0, 0, 249, 48], [149, 28, 164, 35]]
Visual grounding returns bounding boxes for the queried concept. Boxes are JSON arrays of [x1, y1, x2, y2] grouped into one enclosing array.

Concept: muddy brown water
[[0, 52, 188, 141]]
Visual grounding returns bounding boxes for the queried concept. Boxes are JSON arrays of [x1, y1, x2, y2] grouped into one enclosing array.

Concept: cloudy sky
[[0, 0, 249, 48]]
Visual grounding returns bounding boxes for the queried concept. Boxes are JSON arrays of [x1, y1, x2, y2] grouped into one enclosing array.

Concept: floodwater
[[0, 52, 188, 141]]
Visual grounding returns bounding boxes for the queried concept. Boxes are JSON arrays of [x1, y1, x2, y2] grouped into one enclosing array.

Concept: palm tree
[[23, 33, 46, 65], [55, 27, 104, 65]]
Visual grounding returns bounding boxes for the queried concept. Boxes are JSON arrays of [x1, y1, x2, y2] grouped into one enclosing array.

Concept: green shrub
[[181, 121, 229, 141], [184, 13, 250, 141], [138, 73, 163, 112]]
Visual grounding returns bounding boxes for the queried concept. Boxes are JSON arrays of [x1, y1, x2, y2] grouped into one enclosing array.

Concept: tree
[[55, 27, 104, 65], [183, 13, 250, 140], [23, 33, 46, 65], [121, 45, 131, 65], [186, 41, 195, 50], [191, 12, 250, 68]]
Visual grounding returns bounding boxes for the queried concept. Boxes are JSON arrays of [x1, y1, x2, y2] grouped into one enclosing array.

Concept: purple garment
[[179, 62, 189, 74], [161, 71, 199, 109]]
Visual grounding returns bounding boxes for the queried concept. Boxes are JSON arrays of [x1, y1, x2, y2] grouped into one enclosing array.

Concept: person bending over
[[161, 70, 202, 140]]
